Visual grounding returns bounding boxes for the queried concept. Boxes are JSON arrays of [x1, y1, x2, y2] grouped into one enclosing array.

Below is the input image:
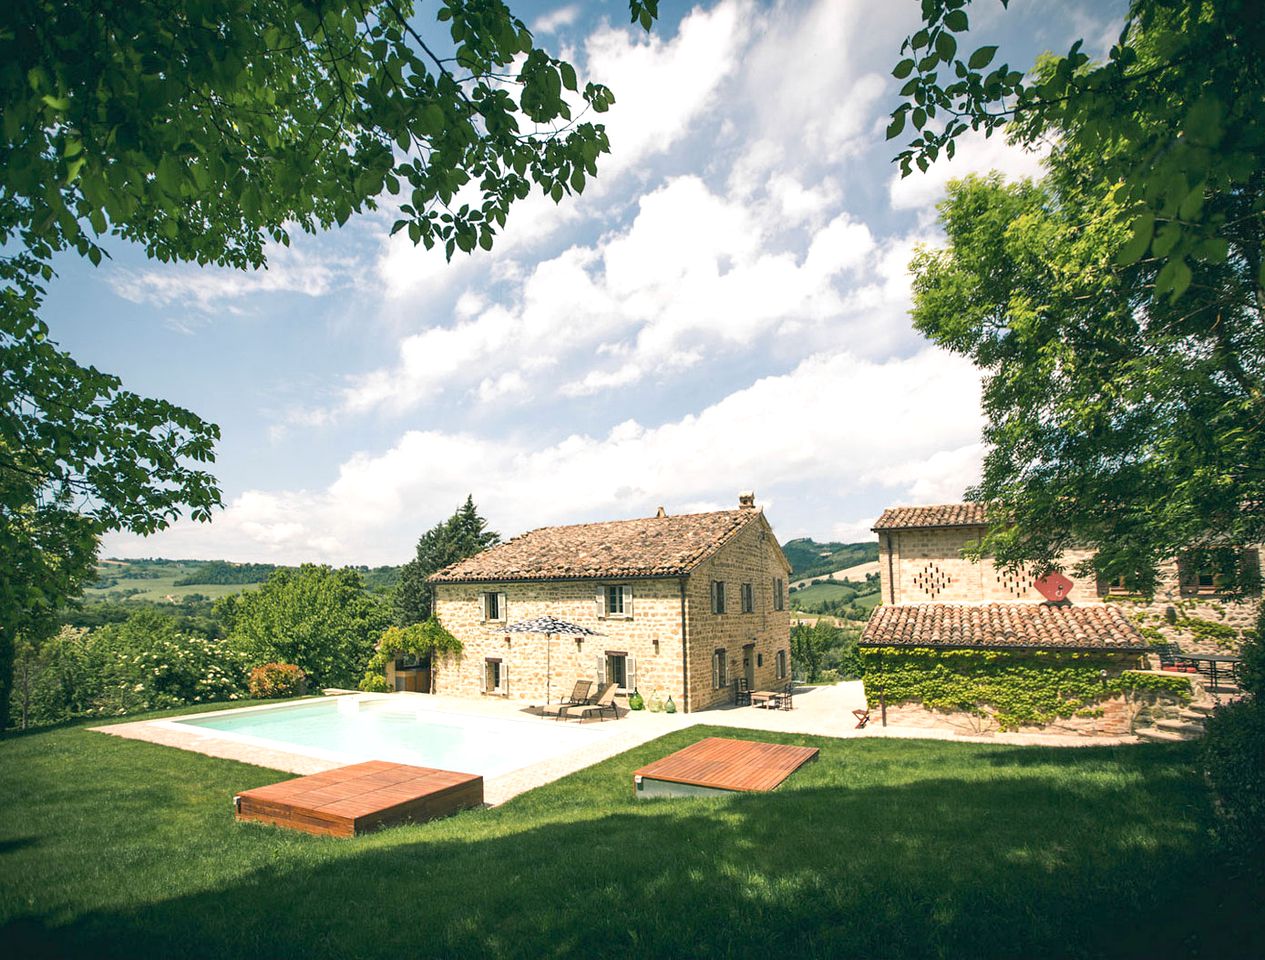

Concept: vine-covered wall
[[861, 647, 1191, 731]]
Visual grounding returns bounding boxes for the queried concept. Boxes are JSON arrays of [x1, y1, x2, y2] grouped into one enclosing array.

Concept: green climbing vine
[[359, 619, 462, 693], [861, 647, 1190, 731]]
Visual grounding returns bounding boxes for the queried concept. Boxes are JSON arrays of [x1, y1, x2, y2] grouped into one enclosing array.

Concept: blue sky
[[45, 0, 1126, 565]]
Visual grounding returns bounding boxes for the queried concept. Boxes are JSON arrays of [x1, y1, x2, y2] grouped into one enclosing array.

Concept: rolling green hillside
[[86, 558, 402, 605], [782, 538, 878, 581]]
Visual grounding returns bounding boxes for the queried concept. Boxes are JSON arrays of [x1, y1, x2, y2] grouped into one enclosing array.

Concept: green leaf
[[886, 112, 906, 140], [968, 45, 997, 70], [944, 10, 969, 32], [893, 58, 915, 79], [1116, 212, 1154, 264]]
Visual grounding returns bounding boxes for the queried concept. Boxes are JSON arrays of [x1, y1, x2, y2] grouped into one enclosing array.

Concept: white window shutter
[[625, 584, 634, 617], [596, 585, 606, 619], [627, 656, 637, 693], [595, 652, 605, 687], [502, 662, 509, 695], [497, 592, 507, 622], [481, 592, 489, 621], [712, 652, 719, 689]]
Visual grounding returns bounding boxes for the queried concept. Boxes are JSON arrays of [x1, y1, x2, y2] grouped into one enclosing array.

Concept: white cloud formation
[[104, 347, 983, 565], [532, 4, 580, 35], [108, 240, 359, 317], [887, 129, 1048, 213], [373, 0, 750, 303]]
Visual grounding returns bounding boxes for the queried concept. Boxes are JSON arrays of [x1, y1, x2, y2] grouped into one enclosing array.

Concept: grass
[[790, 581, 858, 604], [83, 570, 259, 603], [1, 707, 1261, 959]]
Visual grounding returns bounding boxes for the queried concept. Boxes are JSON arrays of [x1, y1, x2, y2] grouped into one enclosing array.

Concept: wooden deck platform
[[234, 761, 483, 837], [632, 737, 819, 799]]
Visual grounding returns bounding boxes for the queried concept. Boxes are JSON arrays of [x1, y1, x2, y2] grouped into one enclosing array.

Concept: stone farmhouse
[[865, 501, 1262, 655], [860, 502, 1262, 735], [425, 493, 793, 713]]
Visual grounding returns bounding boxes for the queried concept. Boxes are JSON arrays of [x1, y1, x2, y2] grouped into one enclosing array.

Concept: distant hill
[[782, 538, 878, 581], [86, 558, 403, 604]]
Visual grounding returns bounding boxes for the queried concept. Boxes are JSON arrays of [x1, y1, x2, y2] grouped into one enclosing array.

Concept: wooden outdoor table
[[749, 690, 782, 708]]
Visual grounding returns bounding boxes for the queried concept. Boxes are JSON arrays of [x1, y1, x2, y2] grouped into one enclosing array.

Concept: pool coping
[[92, 693, 691, 805]]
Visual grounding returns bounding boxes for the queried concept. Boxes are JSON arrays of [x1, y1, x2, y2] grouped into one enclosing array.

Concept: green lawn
[[83, 570, 259, 603], [791, 581, 858, 604], [1, 708, 1260, 959]]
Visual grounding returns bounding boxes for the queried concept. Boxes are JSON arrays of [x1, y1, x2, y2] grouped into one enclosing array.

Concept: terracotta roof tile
[[860, 603, 1147, 651], [429, 510, 763, 583], [872, 502, 988, 530]]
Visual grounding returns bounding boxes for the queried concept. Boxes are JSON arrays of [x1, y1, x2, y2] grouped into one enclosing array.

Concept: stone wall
[[878, 526, 1099, 605], [684, 515, 792, 711], [1104, 553, 1261, 655], [430, 511, 792, 713], [432, 577, 686, 706], [877, 527, 1262, 655]]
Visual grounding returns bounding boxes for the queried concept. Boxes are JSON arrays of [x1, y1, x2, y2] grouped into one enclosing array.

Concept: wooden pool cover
[[632, 737, 819, 798], [234, 760, 484, 837]]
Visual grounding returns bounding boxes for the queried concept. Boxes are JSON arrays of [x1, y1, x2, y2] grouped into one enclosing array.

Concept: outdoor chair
[[562, 679, 594, 704], [540, 680, 594, 720], [852, 708, 870, 729], [1156, 643, 1197, 673], [778, 681, 794, 710], [734, 677, 751, 706], [567, 682, 620, 722]]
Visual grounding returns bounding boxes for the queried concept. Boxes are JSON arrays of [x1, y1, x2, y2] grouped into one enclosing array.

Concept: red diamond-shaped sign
[[1034, 572, 1074, 602]]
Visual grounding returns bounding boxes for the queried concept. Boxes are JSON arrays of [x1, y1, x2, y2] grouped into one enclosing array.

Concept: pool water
[[174, 698, 595, 777]]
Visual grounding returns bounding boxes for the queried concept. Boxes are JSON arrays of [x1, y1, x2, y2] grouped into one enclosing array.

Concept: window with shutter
[[773, 578, 785, 611], [740, 582, 754, 613], [605, 652, 628, 690], [712, 580, 726, 614], [483, 591, 504, 622], [712, 649, 727, 689], [484, 658, 503, 694], [603, 584, 632, 618]]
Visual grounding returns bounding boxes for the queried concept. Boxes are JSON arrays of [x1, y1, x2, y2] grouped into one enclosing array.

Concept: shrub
[[1202, 697, 1265, 872], [1201, 604, 1263, 872], [93, 611, 246, 714], [248, 663, 308, 699]]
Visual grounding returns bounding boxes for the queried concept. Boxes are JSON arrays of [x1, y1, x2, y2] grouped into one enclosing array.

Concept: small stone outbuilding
[[427, 494, 793, 713]]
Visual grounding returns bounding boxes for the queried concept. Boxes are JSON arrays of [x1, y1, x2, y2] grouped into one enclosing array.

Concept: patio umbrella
[[505, 616, 603, 705]]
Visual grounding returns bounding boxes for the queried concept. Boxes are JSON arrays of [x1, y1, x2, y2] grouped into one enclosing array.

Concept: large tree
[[1, 1, 656, 729], [223, 565, 390, 688], [394, 495, 499, 623], [889, 0, 1263, 299], [893, 0, 1263, 580]]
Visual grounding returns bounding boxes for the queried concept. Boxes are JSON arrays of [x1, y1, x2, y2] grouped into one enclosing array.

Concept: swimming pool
[[171, 697, 603, 778]]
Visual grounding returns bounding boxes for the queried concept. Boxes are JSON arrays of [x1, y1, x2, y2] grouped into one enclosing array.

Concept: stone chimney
[[738, 491, 756, 510], [655, 506, 667, 518]]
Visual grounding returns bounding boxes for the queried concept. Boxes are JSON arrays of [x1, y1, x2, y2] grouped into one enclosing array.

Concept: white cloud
[[372, 1, 751, 304], [532, 5, 580, 35], [108, 241, 358, 315], [832, 517, 879, 543], [888, 129, 1048, 212], [104, 347, 983, 565], [584, 1, 750, 179]]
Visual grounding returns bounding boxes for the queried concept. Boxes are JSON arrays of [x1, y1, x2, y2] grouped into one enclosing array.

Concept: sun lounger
[[567, 682, 619, 721]]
